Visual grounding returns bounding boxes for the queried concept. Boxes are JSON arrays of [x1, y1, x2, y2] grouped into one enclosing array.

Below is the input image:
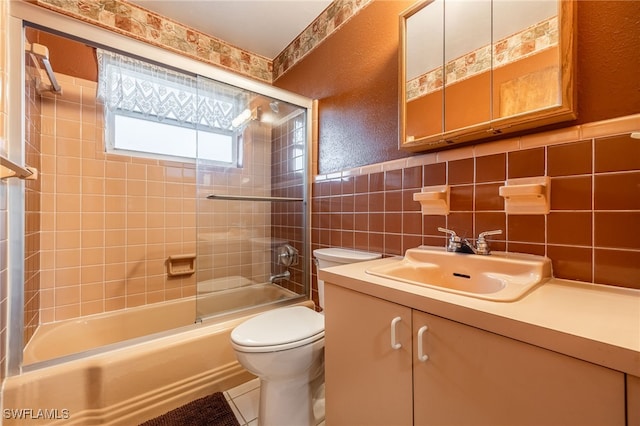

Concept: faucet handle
[[478, 229, 503, 239], [438, 227, 461, 252], [476, 230, 502, 255], [438, 227, 456, 237]]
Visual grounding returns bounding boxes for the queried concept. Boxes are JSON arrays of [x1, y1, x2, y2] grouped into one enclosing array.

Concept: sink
[[365, 247, 552, 301]]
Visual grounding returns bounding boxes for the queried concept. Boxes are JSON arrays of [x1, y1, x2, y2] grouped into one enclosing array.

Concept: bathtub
[[23, 282, 298, 365], [4, 283, 311, 426]]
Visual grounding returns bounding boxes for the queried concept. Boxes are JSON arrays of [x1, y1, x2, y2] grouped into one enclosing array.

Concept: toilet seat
[[231, 306, 325, 353]]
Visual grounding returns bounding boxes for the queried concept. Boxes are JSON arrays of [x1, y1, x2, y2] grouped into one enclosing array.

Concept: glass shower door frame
[[7, 0, 314, 375]]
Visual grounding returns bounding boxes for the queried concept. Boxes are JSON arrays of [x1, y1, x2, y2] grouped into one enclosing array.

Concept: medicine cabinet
[[399, 0, 576, 152]]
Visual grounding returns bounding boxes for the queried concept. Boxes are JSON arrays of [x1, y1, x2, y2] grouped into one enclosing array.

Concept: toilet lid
[[231, 306, 324, 349]]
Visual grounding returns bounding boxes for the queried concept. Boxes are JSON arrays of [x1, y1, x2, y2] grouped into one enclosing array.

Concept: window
[[97, 49, 246, 165]]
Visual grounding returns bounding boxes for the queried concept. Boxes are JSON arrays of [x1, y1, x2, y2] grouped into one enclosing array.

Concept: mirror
[[404, 0, 444, 140], [444, 0, 492, 133], [400, 0, 576, 152]]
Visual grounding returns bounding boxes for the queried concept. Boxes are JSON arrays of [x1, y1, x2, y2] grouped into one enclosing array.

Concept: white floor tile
[[232, 387, 260, 424], [227, 377, 260, 399], [225, 377, 325, 426], [227, 400, 245, 426]]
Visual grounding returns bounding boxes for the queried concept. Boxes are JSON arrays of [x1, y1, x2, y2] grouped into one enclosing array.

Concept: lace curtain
[[96, 49, 244, 131]]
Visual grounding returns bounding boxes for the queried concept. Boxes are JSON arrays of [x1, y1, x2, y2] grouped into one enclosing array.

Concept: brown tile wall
[[271, 112, 307, 296], [311, 117, 640, 305], [196, 123, 275, 293]]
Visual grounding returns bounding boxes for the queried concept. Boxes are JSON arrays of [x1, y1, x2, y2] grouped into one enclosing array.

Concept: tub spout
[[270, 270, 290, 283]]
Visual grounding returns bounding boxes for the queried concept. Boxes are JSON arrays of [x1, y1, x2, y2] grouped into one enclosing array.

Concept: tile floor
[[224, 378, 325, 426], [224, 378, 260, 426]]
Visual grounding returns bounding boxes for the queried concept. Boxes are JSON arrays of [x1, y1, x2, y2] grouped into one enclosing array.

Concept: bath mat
[[139, 392, 240, 426]]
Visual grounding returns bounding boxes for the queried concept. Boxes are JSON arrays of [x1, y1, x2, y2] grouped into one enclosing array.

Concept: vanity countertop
[[319, 256, 640, 377]]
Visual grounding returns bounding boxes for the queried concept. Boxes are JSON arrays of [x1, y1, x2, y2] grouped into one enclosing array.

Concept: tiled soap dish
[[413, 185, 450, 215], [499, 176, 550, 214]]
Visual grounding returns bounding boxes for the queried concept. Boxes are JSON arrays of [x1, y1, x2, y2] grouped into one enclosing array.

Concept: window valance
[[96, 49, 245, 132]]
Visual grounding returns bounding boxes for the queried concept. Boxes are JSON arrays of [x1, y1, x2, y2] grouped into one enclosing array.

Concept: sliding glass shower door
[[195, 77, 309, 320]]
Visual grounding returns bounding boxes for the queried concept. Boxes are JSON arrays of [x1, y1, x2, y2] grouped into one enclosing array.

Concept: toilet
[[312, 247, 383, 309], [230, 247, 381, 426]]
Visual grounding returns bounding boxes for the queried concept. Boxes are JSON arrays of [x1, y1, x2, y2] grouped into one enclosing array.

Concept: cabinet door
[[412, 310, 625, 426], [324, 283, 413, 426], [629, 375, 640, 426]]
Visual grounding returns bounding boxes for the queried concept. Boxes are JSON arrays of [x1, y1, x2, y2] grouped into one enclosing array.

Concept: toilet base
[[258, 371, 324, 426]]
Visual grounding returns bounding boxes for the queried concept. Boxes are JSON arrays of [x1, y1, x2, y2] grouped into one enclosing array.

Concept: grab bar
[[0, 155, 38, 180], [25, 42, 62, 95], [207, 194, 303, 202]]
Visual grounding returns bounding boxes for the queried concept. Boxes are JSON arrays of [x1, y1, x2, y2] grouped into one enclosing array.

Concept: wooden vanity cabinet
[[412, 309, 624, 425], [324, 283, 413, 425], [324, 283, 626, 426], [629, 375, 640, 426]]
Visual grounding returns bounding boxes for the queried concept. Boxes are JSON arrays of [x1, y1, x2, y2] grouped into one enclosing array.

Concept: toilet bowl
[[230, 247, 381, 426]]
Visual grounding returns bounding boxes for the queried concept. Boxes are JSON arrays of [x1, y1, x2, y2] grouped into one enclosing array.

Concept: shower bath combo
[[2, 2, 314, 423]]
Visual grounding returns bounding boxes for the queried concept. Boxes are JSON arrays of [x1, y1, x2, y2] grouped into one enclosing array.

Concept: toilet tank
[[313, 248, 381, 309]]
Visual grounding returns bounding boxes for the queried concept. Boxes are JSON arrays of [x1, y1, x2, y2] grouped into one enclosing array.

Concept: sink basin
[[365, 247, 552, 301]]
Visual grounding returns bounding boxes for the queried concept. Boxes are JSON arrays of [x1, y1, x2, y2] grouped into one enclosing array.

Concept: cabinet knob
[[391, 317, 402, 350], [417, 325, 429, 362]]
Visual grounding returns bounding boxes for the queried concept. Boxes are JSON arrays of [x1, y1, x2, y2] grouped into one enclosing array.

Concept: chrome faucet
[[438, 228, 502, 255], [437, 227, 465, 252], [475, 230, 503, 255], [269, 270, 291, 283]]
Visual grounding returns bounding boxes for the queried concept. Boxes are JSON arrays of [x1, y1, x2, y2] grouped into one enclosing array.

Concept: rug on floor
[[139, 392, 240, 426]]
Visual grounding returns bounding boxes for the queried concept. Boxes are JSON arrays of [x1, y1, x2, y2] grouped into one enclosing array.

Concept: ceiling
[[128, 0, 333, 59]]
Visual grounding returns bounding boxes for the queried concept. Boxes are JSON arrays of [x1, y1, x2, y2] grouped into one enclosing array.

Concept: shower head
[[269, 101, 280, 114]]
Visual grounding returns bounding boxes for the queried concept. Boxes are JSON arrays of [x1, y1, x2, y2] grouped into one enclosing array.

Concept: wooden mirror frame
[[399, 0, 577, 153]]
